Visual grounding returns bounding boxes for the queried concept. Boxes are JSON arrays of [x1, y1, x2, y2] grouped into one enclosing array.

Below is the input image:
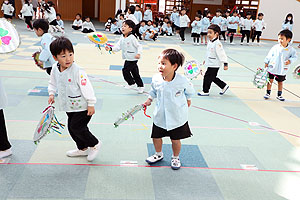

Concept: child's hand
[[37, 61, 43, 66], [203, 60, 205, 65], [48, 95, 55, 105], [144, 98, 152, 107], [135, 54, 141, 59], [187, 99, 191, 107], [87, 106, 95, 116], [284, 60, 291, 65], [224, 66, 228, 70], [105, 46, 110, 51], [265, 63, 268, 68]]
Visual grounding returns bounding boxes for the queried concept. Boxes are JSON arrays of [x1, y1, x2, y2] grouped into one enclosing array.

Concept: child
[[1, 0, 14, 22], [134, 5, 142, 24], [228, 11, 239, 44], [264, 30, 297, 101], [198, 24, 229, 96], [146, 20, 154, 30], [33, 19, 56, 75], [165, 22, 173, 36], [72, 13, 83, 30], [160, 17, 169, 35], [82, 16, 96, 33], [211, 9, 223, 28], [240, 12, 252, 45], [48, 36, 101, 162], [252, 13, 266, 45], [200, 10, 210, 44], [179, 8, 190, 43], [152, 22, 160, 34], [282, 13, 293, 31], [139, 20, 147, 37], [0, 78, 12, 159], [191, 15, 201, 45], [111, 19, 121, 34], [143, 29, 156, 41], [144, 49, 195, 170], [105, 20, 144, 94], [143, 4, 153, 21], [43, 1, 64, 34], [56, 13, 64, 30], [20, 0, 34, 31], [170, 6, 180, 35], [117, 14, 125, 30], [220, 13, 228, 42], [105, 17, 112, 31], [127, 5, 138, 25]]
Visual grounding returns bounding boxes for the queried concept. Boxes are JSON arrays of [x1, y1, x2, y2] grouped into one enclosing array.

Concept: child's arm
[[39, 39, 52, 64], [78, 70, 97, 116], [91, 22, 96, 32], [264, 47, 275, 67], [216, 43, 229, 70], [144, 81, 157, 106], [184, 80, 195, 107], [286, 48, 298, 65], [48, 69, 56, 104], [107, 37, 121, 52], [132, 37, 142, 59]]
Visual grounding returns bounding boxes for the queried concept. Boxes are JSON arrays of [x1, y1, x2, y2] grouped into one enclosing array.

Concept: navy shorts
[[268, 72, 286, 82], [151, 122, 192, 140]]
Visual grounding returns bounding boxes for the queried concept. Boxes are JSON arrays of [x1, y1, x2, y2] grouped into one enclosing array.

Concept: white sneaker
[[87, 142, 102, 162], [247, 43, 250, 45], [180, 41, 184, 44], [171, 157, 181, 170], [197, 91, 209, 96], [193, 42, 196, 45], [220, 85, 229, 95], [124, 84, 135, 89], [224, 40, 227, 43], [66, 149, 89, 157], [0, 148, 12, 159], [240, 42, 243, 45], [197, 43, 200, 46], [230, 42, 235, 45], [257, 43, 261, 46], [138, 87, 144, 94], [146, 153, 164, 164]]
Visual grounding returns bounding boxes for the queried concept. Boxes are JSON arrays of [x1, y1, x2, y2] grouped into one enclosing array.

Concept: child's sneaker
[[276, 96, 285, 101], [146, 153, 164, 164], [219, 85, 229, 95], [138, 87, 144, 94], [240, 42, 243, 45], [171, 157, 181, 170], [264, 93, 270, 99], [124, 84, 135, 89], [0, 148, 12, 159], [66, 149, 89, 157], [197, 43, 200, 46], [87, 141, 102, 162], [197, 91, 209, 96]]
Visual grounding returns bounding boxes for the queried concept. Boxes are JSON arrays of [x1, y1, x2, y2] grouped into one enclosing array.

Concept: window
[[251, 1, 259, 5], [242, 1, 249, 5]]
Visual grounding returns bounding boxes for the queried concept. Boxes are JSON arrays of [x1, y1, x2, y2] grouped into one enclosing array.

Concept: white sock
[[156, 152, 163, 156], [172, 155, 179, 159]]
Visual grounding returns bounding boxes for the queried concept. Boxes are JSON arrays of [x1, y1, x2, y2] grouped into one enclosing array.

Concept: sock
[[156, 152, 163, 156], [278, 91, 282, 96], [267, 90, 271, 95], [172, 155, 179, 159]]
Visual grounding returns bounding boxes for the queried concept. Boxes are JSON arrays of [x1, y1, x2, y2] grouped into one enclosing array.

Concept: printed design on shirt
[[0, 28, 12, 46], [68, 79, 71, 82], [175, 90, 183, 97], [80, 75, 87, 86], [69, 98, 82, 110]]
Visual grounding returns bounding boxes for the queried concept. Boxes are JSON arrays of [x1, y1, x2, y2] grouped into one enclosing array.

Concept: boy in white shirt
[[72, 13, 83, 30], [143, 4, 152, 21], [252, 13, 266, 45], [198, 24, 229, 96], [228, 11, 239, 44], [240, 12, 253, 45], [134, 5, 142, 23], [48, 36, 101, 162], [82, 16, 96, 33], [1, 0, 14, 22], [179, 8, 190, 43], [56, 13, 64, 30]]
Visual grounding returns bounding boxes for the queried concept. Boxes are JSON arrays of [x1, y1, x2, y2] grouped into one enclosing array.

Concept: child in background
[[72, 13, 83, 30], [48, 37, 101, 162], [20, 0, 34, 31], [139, 20, 147, 37], [146, 20, 154, 30], [105, 20, 144, 94], [198, 24, 229, 96], [179, 8, 190, 43], [143, 4, 153, 21], [170, 6, 180, 36], [105, 17, 112, 31], [111, 19, 121, 34], [160, 17, 169, 35], [252, 13, 266, 45], [143, 29, 156, 41], [191, 15, 201, 45], [82, 16, 96, 33], [165, 22, 173, 36], [144, 49, 195, 170], [220, 13, 228, 42], [1, 0, 14, 22], [211, 9, 223, 28], [282, 13, 293, 31], [117, 14, 125, 30], [264, 30, 297, 101], [200, 10, 210, 44], [228, 11, 239, 44], [152, 22, 160, 34], [33, 19, 56, 75], [134, 5, 142, 24], [43, 1, 64, 34], [0, 78, 12, 159], [240, 12, 253, 45], [56, 13, 64, 30]]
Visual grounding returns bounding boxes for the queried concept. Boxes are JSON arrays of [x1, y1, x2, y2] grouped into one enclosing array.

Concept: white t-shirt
[[179, 15, 190, 28]]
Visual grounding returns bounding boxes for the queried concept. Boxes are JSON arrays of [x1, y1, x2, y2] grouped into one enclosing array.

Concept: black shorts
[[50, 20, 58, 26], [172, 24, 180, 31], [191, 33, 200, 37], [4, 14, 13, 19], [268, 72, 286, 82], [151, 122, 192, 140], [200, 32, 207, 36]]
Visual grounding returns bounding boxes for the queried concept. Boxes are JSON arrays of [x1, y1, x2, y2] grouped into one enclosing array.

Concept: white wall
[[115, 0, 126, 13], [258, 0, 300, 42]]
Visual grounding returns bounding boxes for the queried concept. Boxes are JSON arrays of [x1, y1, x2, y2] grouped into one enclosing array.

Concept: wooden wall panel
[[99, 0, 115, 22], [56, 0, 82, 20], [82, 0, 95, 19]]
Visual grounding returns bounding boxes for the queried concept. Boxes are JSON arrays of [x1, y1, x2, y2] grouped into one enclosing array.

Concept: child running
[[48, 36, 101, 162], [198, 24, 229, 96], [264, 30, 297, 101], [144, 49, 195, 170], [105, 20, 144, 94]]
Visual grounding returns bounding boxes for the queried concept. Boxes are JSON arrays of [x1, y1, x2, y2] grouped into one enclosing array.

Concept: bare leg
[[278, 81, 283, 92], [171, 139, 181, 157], [153, 138, 162, 152], [267, 79, 273, 90]]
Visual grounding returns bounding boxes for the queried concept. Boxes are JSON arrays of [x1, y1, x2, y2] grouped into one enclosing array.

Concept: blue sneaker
[[197, 91, 209, 96], [264, 93, 270, 99], [219, 85, 229, 95], [276, 96, 285, 101]]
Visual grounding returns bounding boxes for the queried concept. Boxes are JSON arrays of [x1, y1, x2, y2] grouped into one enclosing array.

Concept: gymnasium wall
[[258, 0, 300, 42]]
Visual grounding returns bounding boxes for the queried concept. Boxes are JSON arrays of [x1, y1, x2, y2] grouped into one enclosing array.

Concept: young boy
[[134, 5, 142, 24], [143, 4, 153, 21], [198, 24, 229, 96], [106, 20, 144, 94], [1, 0, 14, 22], [252, 13, 266, 45], [211, 9, 223, 28], [264, 30, 297, 101], [48, 36, 101, 162], [33, 19, 56, 75], [56, 13, 64, 30], [228, 11, 239, 44], [111, 19, 121, 34], [240, 12, 253, 45]]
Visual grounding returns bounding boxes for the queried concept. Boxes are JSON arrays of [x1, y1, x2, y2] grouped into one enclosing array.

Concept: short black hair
[[146, 4, 151, 8], [173, 6, 177, 10], [167, 21, 171, 25], [50, 36, 74, 57], [278, 29, 293, 40], [258, 13, 264, 17], [129, 5, 135, 14], [160, 49, 185, 70], [136, 5, 140, 8], [208, 24, 221, 34], [76, 13, 81, 18], [120, 14, 125, 18], [33, 19, 49, 33], [232, 10, 237, 14], [123, 20, 135, 30], [216, 9, 222, 13], [111, 18, 117, 23], [141, 20, 146, 24], [56, 13, 61, 18], [246, 11, 251, 16]]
